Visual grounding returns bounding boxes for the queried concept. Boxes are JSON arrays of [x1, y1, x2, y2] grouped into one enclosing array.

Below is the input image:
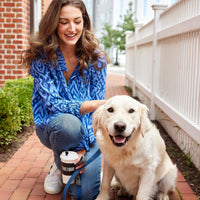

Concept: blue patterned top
[[30, 48, 107, 151]]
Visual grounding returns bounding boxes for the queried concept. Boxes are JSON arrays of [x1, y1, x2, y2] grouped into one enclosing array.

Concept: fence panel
[[137, 44, 153, 91], [125, 0, 200, 170]]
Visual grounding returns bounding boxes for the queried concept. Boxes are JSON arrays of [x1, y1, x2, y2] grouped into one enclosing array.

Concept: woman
[[22, 0, 108, 199]]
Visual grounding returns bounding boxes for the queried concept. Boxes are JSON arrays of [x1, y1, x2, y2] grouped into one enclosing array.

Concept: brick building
[[0, 0, 52, 87]]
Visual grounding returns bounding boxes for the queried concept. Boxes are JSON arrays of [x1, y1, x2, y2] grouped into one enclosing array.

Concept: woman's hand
[[74, 149, 86, 174], [80, 100, 106, 115]]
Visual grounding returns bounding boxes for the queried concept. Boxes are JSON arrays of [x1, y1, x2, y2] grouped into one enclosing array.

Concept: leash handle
[[62, 148, 101, 200]]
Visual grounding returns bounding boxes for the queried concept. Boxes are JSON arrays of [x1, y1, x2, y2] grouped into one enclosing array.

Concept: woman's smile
[[64, 33, 77, 39]]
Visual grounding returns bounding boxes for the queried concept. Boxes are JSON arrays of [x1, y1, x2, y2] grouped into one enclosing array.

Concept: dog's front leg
[[136, 169, 155, 200], [96, 161, 115, 200]]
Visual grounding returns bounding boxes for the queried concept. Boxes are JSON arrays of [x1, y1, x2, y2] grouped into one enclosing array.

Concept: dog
[[93, 95, 177, 200]]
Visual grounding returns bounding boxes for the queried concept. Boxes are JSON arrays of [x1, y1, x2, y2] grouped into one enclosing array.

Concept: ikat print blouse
[[30, 48, 107, 151]]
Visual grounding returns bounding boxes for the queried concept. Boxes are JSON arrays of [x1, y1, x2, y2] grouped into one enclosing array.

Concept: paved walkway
[[0, 73, 198, 200]]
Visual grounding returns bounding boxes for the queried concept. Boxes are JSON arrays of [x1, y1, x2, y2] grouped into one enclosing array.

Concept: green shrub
[[0, 76, 33, 149], [5, 76, 33, 126], [0, 88, 21, 147]]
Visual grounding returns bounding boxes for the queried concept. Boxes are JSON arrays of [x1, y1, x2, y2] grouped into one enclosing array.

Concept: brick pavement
[[0, 73, 198, 200]]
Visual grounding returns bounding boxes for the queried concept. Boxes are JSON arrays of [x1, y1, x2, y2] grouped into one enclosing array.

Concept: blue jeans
[[36, 114, 101, 200]]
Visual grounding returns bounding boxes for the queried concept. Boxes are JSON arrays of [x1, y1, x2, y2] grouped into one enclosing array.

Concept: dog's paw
[[117, 187, 129, 197], [157, 192, 169, 200], [111, 176, 129, 197], [110, 175, 122, 190]]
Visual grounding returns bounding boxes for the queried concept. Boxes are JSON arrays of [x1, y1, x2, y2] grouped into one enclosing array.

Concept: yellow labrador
[[93, 95, 177, 200]]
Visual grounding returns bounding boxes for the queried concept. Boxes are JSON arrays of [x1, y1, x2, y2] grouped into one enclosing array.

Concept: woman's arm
[[80, 54, 107, 115], [80, 100, 106, 115]]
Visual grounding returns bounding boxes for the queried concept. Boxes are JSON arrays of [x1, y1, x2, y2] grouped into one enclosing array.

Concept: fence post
[[150, 4, 168, 120], [125, 31, 133, 87], [132, 22, 143, 97]]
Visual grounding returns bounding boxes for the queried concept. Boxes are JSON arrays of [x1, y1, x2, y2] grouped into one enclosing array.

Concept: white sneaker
[[44, 162, 62, 194]]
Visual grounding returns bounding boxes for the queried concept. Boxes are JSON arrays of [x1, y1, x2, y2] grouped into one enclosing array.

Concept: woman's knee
[[36, 126, 51, 149], [47, 114, 85, 141], [47, 114, 85, 154]]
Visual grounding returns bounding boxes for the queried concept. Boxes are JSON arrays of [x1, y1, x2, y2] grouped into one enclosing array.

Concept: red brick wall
[[0, 0, 53, 87], [42, 0, 52, 15], [0, 0, 30, 87]]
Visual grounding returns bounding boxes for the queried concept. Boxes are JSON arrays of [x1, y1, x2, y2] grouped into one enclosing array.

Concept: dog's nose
[[114, 121, 126, 133]]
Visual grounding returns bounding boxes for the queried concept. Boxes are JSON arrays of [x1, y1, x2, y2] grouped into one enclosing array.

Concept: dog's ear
[[140, 104, 151, 137], [92, 105, 103, 135]]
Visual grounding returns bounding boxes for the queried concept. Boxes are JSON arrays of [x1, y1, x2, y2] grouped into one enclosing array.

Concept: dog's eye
[[107, 107, 114, 113], [128, 108, 135, 113]]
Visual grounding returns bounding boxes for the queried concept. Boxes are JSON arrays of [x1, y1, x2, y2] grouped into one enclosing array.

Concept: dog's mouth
[[109, 134, 132, 147]]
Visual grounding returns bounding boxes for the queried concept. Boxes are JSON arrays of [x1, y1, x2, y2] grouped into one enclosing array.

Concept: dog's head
[[93, 95, 150, 147]]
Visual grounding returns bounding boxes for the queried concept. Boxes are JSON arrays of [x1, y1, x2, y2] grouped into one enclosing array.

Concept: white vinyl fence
[[125, 0, 200, 170]]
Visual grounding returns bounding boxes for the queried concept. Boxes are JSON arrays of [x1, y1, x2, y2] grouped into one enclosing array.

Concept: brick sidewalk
[[0, 73, 198, 200]]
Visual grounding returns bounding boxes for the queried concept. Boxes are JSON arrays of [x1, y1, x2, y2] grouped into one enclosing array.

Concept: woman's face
[[57, 5, 84, 48]]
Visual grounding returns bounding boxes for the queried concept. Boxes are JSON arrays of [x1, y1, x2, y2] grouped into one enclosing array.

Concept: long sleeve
[[30, 59, 82, 126], [90, 56, 107, 101]]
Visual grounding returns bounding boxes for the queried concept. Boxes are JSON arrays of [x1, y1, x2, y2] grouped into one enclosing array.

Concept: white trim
[[125, 73, 134, 82], [158, 15, 200, 40], [126, 41, 135, 49], [152, 4, 168, 11], [132, 15, 200, 47], [135, 80, 151, 99], [155, 96, 200, 144], [136, 35, 153, 46], [34, 0, 42, 33]]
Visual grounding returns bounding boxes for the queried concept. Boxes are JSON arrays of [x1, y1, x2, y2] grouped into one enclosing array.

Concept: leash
[[62, 148, 101, 200]]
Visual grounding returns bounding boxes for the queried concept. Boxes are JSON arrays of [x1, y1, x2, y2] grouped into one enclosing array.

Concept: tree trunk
[[114, 48, 119, 65]]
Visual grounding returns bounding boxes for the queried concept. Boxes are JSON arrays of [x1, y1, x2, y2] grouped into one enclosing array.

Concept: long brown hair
[[22, 0, 108, 74]]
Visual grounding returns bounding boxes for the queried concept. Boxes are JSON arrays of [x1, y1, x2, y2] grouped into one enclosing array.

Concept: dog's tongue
[[113, 135, 126, 144]]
